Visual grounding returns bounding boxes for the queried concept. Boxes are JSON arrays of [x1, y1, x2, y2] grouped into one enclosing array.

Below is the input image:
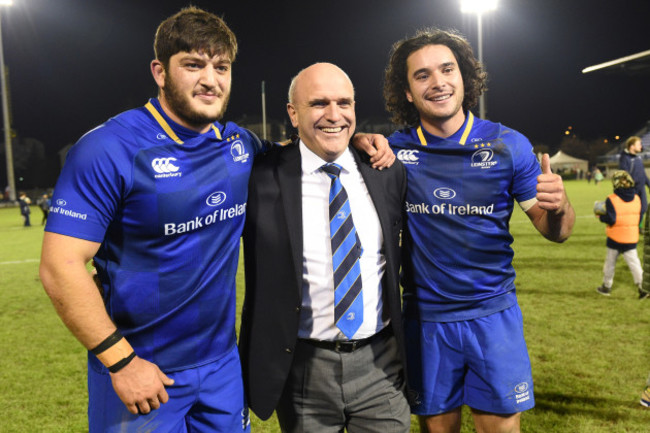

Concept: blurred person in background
[[37, 193, 51, 225], [18, 191, 31, 227], [619, 135, 650, 228], [594, 170, 647, 299]]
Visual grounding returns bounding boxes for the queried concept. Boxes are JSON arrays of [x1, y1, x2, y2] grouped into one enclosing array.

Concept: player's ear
[[405, 88, 413, 103], [151, 60, 166, 89]]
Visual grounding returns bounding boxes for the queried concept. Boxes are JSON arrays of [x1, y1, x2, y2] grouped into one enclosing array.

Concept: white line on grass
[[0, 258, 39, 265]]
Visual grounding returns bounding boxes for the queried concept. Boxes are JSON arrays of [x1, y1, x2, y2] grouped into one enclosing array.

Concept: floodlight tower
[[0, 0, 14, 201], [460, 0, 497, 120]]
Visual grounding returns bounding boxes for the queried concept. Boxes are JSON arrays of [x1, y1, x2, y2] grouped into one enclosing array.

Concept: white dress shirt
[[298, 141, 388, 340]]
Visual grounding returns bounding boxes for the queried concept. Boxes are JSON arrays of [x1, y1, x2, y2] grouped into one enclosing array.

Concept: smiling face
[[151, 50, 232, 133], [405, 44, 465, 137], [287, 63, 355, 162]]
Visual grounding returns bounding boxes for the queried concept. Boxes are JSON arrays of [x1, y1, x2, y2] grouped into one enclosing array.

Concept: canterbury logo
[[151, 157, 180, 174], [397, 149, 419, 164]]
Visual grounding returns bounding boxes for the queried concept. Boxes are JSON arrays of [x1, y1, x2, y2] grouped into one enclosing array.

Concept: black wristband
[[108, 351, 136, 373], [90, 329, 123, 355]]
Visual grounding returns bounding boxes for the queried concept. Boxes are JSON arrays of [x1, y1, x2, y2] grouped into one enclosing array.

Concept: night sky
[[2, 0, 650, 158]]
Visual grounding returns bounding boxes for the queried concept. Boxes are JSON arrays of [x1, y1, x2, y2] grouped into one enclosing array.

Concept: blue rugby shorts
[[88, 344, 250, 432], [405, 304, 535, 415]]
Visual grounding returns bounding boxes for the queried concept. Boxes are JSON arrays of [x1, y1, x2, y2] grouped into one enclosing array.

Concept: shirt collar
[[299, 140, 355, 175]]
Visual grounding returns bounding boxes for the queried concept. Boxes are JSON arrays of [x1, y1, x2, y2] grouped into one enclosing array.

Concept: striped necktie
[[321, 163, 363, 339]]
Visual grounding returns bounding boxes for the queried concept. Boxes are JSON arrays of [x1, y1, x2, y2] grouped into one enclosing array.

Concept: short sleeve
[[45, 125, 131, 242]]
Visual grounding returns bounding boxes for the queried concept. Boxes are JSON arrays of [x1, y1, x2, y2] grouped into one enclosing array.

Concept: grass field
[[0, 180, 648, 432]]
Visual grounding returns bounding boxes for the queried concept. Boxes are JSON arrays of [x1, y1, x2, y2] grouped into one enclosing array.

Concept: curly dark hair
[[383, 28, 487, 127]]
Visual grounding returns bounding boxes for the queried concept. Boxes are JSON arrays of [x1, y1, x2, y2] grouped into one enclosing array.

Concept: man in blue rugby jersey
[[40, 7, 258, 432], [372, 29, 575, 433]]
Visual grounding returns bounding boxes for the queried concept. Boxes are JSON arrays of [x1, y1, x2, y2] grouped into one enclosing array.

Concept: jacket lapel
[[277, 143, 304, 296]]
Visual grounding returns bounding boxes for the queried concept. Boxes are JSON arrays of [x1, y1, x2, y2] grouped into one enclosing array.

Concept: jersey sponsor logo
[[471, 148, 498, 169], [206, 191, 227, 207], [49, 199, 88, 221], [406, 187, 496, 217], [231, 140, 250, 163], [433, 187, 456, 200], [164, 201, 247, 236], [151, 157, 182, 179], [514, 382, 531, 404], [406, 200, 494, 216], [397, 149, 419, 165]]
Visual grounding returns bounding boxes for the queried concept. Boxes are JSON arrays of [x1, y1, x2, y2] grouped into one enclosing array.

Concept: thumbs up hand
[[536, 153, 568, 214]]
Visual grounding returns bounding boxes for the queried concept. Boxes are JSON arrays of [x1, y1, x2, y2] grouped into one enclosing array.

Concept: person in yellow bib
[[595, 170, 648, 299]]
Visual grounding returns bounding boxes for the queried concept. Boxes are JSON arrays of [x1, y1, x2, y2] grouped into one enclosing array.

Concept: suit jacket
[[239, 140, 407, 420]]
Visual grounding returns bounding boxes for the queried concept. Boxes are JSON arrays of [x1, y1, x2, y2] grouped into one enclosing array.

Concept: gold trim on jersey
[[416, 111, 475, 146], [144, 101, 222, 143], [416, 125, 427, 146], [211, 124, 222, 140], [458, 111, 474, 145]]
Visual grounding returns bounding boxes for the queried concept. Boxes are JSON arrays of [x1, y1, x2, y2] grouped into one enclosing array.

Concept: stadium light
[[460, 0, 497, 14], [0, 0, 15, 201], [461, 0, 497, 120]]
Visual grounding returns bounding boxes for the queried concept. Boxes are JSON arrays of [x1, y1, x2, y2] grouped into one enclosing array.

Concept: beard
[[163, 74, 230, 129]]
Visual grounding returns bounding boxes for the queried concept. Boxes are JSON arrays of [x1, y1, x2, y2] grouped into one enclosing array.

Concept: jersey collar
[[416, 111, 475, 146], [144, 99, 222, 144]]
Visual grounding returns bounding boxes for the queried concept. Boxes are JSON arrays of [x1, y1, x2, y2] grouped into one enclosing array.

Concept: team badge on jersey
[[470, 147, 498, 169], [228, 135, 249, 163]]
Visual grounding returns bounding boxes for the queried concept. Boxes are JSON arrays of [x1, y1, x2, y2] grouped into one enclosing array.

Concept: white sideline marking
[[0, 259, 39, 265]]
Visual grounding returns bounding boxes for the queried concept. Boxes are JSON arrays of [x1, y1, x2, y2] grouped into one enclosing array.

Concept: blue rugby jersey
[[46, 98, 264, 372], [390, 112, 540, 322]]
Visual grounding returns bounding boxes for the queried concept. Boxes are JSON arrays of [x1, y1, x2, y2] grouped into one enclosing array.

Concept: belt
[[300, 325, 392, 353]]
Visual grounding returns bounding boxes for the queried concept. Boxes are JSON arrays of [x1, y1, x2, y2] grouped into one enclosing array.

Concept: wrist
[[91, 329, 136, 373]]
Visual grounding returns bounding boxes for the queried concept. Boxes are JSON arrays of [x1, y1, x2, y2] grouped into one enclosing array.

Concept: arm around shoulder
[[351, 132, 396, 169]]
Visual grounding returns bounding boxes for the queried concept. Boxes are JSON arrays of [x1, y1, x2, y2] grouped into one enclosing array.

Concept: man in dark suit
[[240, 62, 410, 432]]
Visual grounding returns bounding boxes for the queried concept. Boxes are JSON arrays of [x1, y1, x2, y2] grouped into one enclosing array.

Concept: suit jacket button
[[285, 348, 292, 353], [295, 306, 301, 312]]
